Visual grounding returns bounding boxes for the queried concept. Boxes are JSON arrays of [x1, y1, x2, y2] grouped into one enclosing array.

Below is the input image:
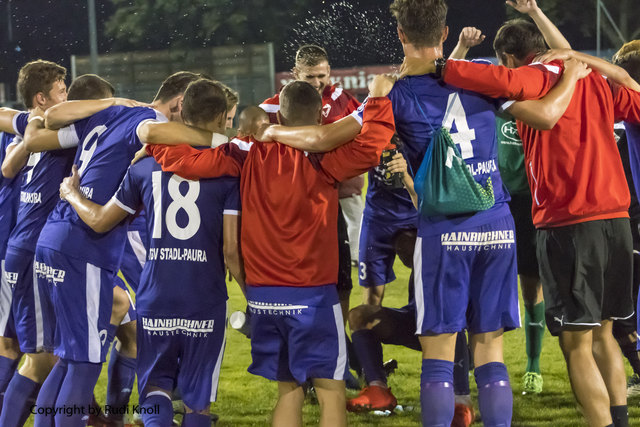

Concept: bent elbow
[[1, 164, 17, 179]]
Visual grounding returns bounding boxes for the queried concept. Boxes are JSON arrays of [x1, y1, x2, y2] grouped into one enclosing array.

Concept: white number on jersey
[[77, 125, 107, 176], [442, 93, 476, 160], [151, 171, 201, 240], [24, 151, 42, 184]]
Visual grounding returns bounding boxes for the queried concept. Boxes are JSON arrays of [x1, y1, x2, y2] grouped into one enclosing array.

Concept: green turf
[[23, 258, 640, 426]]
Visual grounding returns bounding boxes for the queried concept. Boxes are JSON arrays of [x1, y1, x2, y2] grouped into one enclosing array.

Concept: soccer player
[[31, 71, 205, 427], [432, 17, 640, 427], [0, 60, 67, 426], [59, 78, 243, 427], [612, 40, 640, 396], [145, 76, 395, 427], [261, 45, 361, 343]]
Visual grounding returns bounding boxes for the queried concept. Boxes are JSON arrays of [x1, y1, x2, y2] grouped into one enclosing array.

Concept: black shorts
[[508, 192, 539, 278], [613, 218, 640, 337], [337, 205, 353, 296], [371, 305, 421, 351], [537, 218, 634, 336]]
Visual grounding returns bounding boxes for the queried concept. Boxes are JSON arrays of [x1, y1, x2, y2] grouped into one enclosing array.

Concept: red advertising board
[[275, 64, 398, 100]]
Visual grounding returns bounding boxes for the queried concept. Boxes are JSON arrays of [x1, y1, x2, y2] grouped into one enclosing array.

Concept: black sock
[[611, 405, 628, 427]]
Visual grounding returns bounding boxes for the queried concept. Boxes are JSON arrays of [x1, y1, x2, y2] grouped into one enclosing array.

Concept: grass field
[[23, 260, 640, 426]]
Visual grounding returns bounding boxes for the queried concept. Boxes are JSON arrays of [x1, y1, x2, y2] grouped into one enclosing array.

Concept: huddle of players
[[0, 2, 639, 427]]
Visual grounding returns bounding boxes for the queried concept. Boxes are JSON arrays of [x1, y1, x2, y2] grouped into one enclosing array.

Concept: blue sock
[[453, 332, 470, 395], [0, 373, 41, 427], [141, 391, 173, 427], [420, 359, 455, 427], [34, 359, 68, 427], [182, 412, 211, 427], [0, 355, 19, 413], [351, 329, 386, 385], [106, 346, 136, 421], [54, 360, 102, 427], [474, 362, 513, 427], [107, 323, 117, 347]]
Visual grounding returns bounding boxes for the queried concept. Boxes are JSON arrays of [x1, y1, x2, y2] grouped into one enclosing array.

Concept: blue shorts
[[358, 215, 417, 287], [414, 214, 520, 335], [6, 247, 55, 353], [0, 258, 16, 339], [137, 303, 227, 411], [36, 246, 114, 363], [247, 284, 346, 384], [114, 275, 136, 324], [119, 229, 146, 292]]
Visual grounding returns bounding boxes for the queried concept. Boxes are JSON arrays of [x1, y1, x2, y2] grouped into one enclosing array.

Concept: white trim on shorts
[[0, 260, 11, 335], [332, 303, 347, 380], [146, 390, 172, 401], [32, 261, 44, 349], [210, 302, 228, 402], [86, 263, 102, 363], [413, 237, 425, 334]]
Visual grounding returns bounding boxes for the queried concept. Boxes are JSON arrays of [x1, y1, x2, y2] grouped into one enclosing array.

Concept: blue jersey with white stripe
[[114, 156, 241, 317], [0, 129, 26, 258], [353, 74, 511, 236], [37, 106, 162, 271], [625, 122, 640, 204], [364, 156, 418, 225]]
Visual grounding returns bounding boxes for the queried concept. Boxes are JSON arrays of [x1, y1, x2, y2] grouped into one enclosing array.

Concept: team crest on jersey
[[322, 104, 332, 118], [500, 121, 521, 145]]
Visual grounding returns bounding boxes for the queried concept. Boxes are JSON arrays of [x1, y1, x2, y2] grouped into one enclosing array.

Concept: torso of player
[[116, 157, 238, 317], [37, 106, 161, 271], [238, 140, 342, 287], [260, 84, 360, 125], [0, 131, 24, 256], [517, 72, 630, 228], [496, 112, 529, 196], [388, 75, 510, 236]]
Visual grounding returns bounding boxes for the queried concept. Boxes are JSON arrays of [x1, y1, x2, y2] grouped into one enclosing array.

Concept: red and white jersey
[[147, 98, 394, 287], [260, 83, 360, 125], [444, 58, 640, 228]]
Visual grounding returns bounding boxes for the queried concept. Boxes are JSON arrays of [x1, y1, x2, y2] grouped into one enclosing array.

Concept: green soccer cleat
[[627, 373, 640, 397], [522, 371, 543, 395]]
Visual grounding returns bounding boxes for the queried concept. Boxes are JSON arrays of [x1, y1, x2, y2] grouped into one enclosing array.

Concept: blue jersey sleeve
[[223, 179, 241, 215], [113, 166, 142, 215], [12, 112, 29, 137]]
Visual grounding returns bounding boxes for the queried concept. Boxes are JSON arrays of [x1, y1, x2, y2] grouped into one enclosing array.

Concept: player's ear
[[441, 26, 449, 44], [397, 26, 408, 44], [34, 92, 47, 108]]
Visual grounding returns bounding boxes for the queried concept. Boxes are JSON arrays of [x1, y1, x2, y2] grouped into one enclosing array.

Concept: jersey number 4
[[442, 93, 476, 160], [151, 171, 201, 241]]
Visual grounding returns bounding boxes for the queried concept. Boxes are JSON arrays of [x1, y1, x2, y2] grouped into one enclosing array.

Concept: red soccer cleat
[[347, 385, 397, 412], [451, 402, 475, 427]]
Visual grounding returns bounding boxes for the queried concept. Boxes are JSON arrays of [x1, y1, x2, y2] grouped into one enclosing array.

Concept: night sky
[[0, 0, 596, 103]]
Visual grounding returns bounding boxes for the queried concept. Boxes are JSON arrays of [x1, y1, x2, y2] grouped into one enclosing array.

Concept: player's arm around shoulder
[[0, 107, 23, 135], [59, 165, 130, 233], [44, 98, 142, 130], [23, 108, 80, 153], [138, 121, 215, 147]]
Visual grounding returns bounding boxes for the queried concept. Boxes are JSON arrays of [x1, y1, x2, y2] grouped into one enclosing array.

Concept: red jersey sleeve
[[443, 59, 563, 101], [610, 81, 640, 124], [147, 143, 245, 180], [313, 97, 394, 183]]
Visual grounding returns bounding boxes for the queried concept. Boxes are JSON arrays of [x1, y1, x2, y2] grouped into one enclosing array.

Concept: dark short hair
[[67, 74, 115, 101], [494, 19, 547, 62], [153, 71, 203, 103], [295, 44, 329, 67], [181, 79, 228, 126], [17, 60, 67, 108], [279, 81, 322, 126], [219, 83, 239, 111], [613, 41, 640, 83], [389, 0, 448, 48]]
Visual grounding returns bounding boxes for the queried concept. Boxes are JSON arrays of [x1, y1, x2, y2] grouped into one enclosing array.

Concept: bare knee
[[111, 285, 130, 325], [0, 337, 21, 360], [116, 321, 137, 358], [347, 304, 380, 332]]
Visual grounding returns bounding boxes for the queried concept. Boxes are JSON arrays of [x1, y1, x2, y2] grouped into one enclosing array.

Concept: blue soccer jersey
[[37, 106, 165, 271], [353, 74, 510, 236], [113, 156, 241, 317], [625, 122, 640, 202], [364, 164, 417, 225]]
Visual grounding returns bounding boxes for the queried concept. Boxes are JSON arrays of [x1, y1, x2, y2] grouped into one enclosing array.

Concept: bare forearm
[[64, 189, 110, 232], [449, 44, 470, 60], [225, 250, 246, 296], [572, 51, 640, 91], [267, 116, 361, 153], [140, 122, 212, 146], [0, 108, 20, 134], [403, 174, 418, 209], [1, 142, 29, 178], [529, 8, 571, 49], [45, 99, 114, 130]]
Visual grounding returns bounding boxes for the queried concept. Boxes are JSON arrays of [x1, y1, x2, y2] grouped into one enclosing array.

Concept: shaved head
[[238, 106, 269, 136]]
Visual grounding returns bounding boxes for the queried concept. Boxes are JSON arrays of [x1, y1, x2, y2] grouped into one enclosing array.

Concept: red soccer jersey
[[259, 83, 361, 125], [444, 59, 640, 228], [147, 98, 394, 287]]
